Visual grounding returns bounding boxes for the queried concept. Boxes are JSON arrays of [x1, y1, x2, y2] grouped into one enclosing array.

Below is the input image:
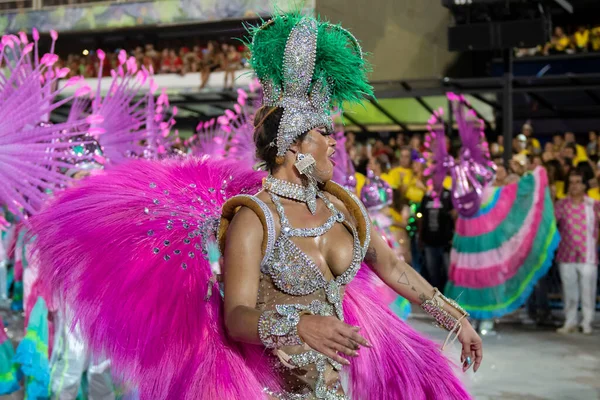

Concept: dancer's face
[[296, 127, 337, 182]]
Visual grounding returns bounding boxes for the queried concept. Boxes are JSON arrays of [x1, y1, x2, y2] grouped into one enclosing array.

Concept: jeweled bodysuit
[[243, 182, 370, 400]]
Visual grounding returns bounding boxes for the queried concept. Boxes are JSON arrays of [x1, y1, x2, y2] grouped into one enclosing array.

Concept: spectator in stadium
[[554, 170, 599, 335], [409, 134, 424, 154], [418, 188, 455, 291], [514, 134, 529, 155], [562, 142, 577, 168], [544, 26, 573, 55], [574, 26, 590, 52], [493, 158, 509, 186], [521, 122, 541, 155], [490, 135, 504, 157], [159, 49, 172, 74], [200, 41, 220, 89], [388, 146, 413, 190], [545, 159, 564, 200], [591, 25, 600, 52], [223, 44, 241, 90], [530, 154, 543, 170], [587, 130, 597, 158], [542, 142, 555, 162], [172, 49, 184, 74], [367, 154, 393, 185], [553, 133, 565, 153], [372, 139, 392, 158], [509, 153, 528, 177], [395, 133, 407, 149], [145, 44, 158, 69], [564, 131, 588, 164]]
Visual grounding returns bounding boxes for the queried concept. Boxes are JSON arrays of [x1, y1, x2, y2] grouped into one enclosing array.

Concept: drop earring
[[294, 153, 319, 214]]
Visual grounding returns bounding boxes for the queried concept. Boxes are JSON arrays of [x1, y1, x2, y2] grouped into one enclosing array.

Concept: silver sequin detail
[[263, 176, 318, 215], [264, 190, 363, 323], [257, 19, 335, 157], [329, 181, 371, 256], [271, 191, 344, 238], [230, 195, 276, 268]]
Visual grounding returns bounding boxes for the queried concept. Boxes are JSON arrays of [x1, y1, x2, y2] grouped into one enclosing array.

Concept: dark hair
[[544, 159, 563, 183], [375, 154, 391, 173], [566, 168, 589, 192], [564, 142, 576, 153], [253, 106, 308, 171]]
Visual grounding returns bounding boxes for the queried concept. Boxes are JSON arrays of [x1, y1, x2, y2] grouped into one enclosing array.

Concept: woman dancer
[[31, 13, 481, 400]]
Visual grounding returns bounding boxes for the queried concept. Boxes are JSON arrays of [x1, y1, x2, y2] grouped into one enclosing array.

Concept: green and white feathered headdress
[[246, 12, 373, 156]]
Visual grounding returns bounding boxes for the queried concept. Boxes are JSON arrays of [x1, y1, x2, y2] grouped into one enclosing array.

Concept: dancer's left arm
[[365, 229, 483, 372]]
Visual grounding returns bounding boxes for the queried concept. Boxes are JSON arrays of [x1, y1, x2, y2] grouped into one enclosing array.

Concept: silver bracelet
[[258, 304, 310, 349]]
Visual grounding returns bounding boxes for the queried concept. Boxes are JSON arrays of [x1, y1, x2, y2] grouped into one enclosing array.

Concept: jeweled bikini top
[[219, 180, 372, 309]]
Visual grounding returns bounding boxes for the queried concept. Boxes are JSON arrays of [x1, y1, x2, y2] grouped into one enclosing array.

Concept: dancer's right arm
[[223, 206, 264, 344]]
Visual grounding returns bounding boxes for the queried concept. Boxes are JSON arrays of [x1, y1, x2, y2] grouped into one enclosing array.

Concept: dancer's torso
[[228, 183, 370, 400]]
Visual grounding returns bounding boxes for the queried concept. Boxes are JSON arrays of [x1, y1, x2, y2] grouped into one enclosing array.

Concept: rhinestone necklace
[[263, 175, 319, 214]]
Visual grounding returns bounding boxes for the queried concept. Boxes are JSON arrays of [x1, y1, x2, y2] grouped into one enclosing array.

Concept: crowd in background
[[57, 41, 247, 89], [347, 125, 600, 328], [517, 25, 600, 57]]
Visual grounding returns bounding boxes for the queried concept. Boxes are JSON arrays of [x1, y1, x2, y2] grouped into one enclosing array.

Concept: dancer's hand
[[457, 321, 483, 372], [297, 315, 371, 365]]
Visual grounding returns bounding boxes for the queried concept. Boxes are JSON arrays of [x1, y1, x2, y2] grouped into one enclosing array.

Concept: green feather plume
[[245, 11, 373, 109]]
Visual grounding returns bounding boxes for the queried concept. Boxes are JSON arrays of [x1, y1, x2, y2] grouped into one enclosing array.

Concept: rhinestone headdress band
[[254, 18, 363, 157]]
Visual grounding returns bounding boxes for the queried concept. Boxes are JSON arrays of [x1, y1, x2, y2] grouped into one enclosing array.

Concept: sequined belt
[[265, 299, 349, 400]]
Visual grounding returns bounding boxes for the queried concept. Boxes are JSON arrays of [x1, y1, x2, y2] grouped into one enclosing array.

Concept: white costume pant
[[50, 308, 115, 400], [559, 263, 598, 329]]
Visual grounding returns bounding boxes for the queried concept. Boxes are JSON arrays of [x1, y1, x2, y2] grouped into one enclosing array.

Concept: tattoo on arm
[[397, 271, 410, 285], [418, 293, 428, 303]]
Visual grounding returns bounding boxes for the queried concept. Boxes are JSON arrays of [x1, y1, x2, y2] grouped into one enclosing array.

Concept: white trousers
[[559, 263, 598, 328]]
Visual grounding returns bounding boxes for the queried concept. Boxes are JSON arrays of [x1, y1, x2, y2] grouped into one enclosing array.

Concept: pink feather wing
[[29, 157, 272, 399]]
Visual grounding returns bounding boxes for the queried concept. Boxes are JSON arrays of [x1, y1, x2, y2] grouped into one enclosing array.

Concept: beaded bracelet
[[421, 288, 469, 332], [420, 288, 469, 350]]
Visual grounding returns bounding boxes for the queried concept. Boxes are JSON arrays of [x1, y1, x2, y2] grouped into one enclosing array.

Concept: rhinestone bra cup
[[264, 191, 363, 321]]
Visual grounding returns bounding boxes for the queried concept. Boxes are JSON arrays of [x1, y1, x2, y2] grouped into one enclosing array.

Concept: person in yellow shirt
[[591, 26, 600, 51], [388, 147, 413, 189], [572, 161, 600, 200], [354, 171, 366, 197], [522, 123, 541, 155], [564, 132, 588, 165], [574, 26, 590, 52], [544, 26, 572, 54], [515, 134, 530, 156], [403, 159, 426, 204], [367, 154, 395, 189]]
